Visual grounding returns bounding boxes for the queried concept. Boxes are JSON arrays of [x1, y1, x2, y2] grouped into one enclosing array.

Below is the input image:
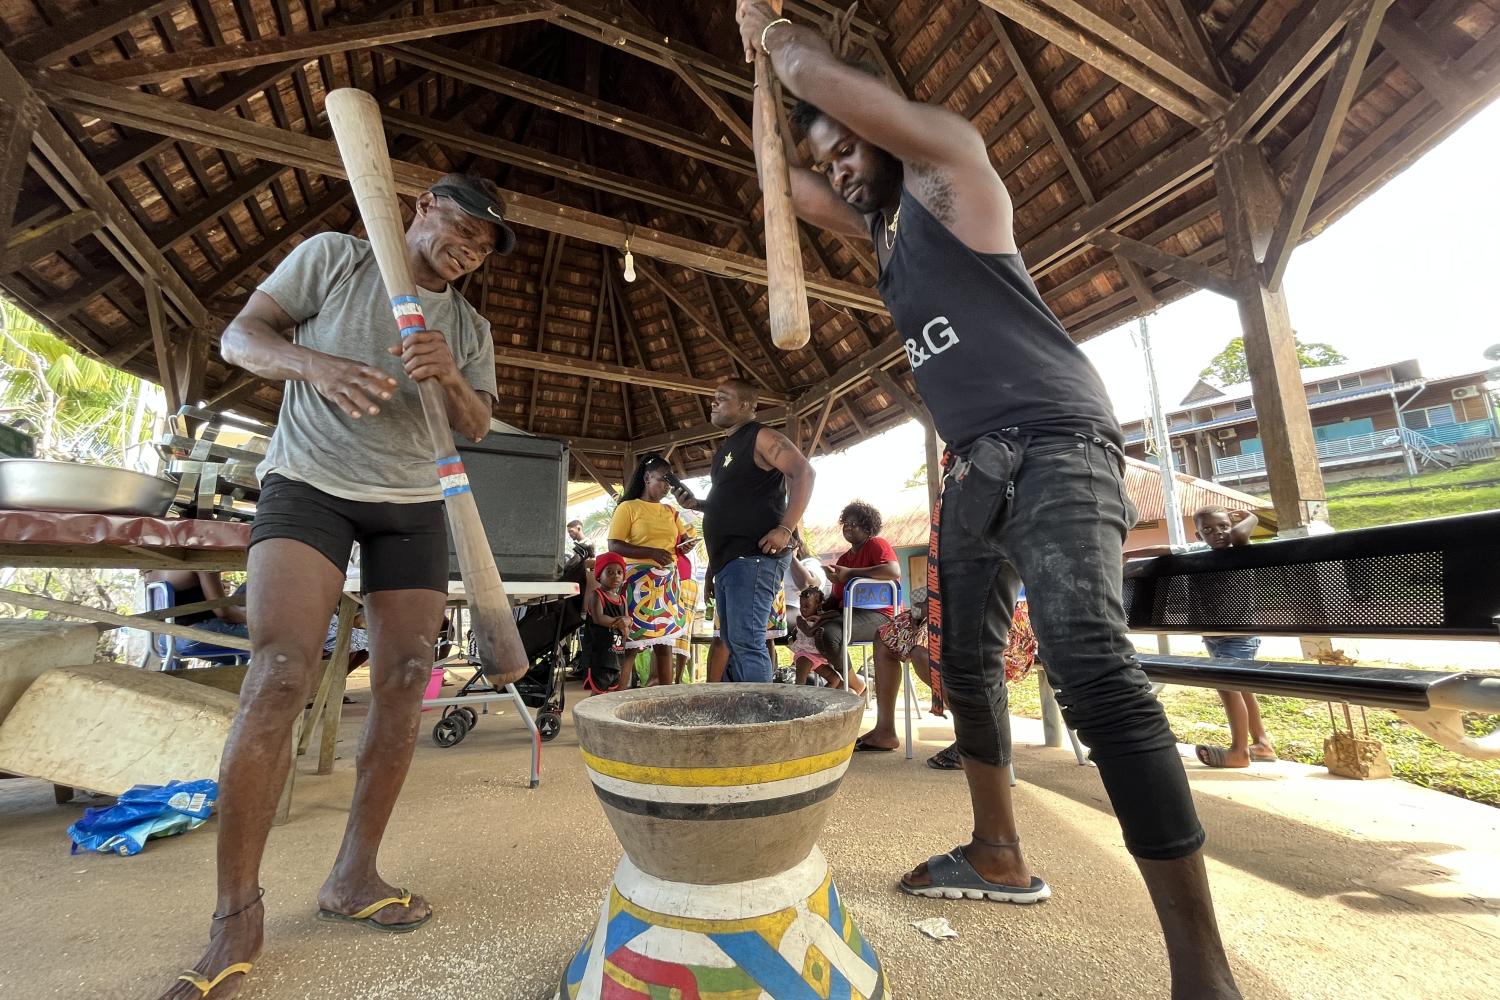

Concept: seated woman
[[815, 501, 900, 728], [863, 586, 1040, 766]]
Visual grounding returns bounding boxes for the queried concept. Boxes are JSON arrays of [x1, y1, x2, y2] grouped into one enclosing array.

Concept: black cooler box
[[446, 430, 567, 581]]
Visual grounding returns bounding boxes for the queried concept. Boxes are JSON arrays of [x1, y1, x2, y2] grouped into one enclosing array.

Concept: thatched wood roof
[[1, 0, 1497, 487]]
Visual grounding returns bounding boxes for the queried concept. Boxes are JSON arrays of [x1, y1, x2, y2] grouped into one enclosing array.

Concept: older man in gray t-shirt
[[161, 174, 512, 1000]]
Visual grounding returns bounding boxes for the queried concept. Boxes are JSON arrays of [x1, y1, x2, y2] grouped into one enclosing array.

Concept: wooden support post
[[572, 450, 619, 500], [316, 596, 356, 775], [274, 713, 301, 826], [922, 412, 942, 518], [1262, 0, 1391, 291], [144, 277, 182, 414], [1218, 142, 1328, 532]]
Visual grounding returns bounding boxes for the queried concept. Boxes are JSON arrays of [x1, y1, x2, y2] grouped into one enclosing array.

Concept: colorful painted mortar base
[[560, 685, 885, 999]]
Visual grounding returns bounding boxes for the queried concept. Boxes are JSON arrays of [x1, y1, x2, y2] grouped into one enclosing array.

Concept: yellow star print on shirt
[[723, 451, 733, 467]]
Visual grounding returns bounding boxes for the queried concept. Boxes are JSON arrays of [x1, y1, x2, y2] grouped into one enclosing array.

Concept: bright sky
[[574, 101, 1500, 528]]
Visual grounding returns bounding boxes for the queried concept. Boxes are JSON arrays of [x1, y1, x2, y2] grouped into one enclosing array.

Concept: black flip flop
[[926, 744, 963, 770], [854, 736, 897, 753]]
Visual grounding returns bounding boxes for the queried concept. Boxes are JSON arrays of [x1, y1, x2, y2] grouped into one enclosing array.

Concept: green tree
[[0, 299, 158, 462], [1198, 336, 1349, 387], [0, 301, 161, 660]]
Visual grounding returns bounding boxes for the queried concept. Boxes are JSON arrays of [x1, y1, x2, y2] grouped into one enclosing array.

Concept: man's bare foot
[[901, 836, 1033, 890], [157, 897, 264, 999], [317, 874, 432, 928], [1195, 744, 1250, 768], [1248, 740, 1277, 762], [854, 729, 898, 751]]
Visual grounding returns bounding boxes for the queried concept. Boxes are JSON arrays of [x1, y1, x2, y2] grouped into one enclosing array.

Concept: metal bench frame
[[1123, 510, 1500, 759]]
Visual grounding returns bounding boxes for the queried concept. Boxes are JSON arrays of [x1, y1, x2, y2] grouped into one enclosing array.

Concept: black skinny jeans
[[932, 431, 1205, 861]]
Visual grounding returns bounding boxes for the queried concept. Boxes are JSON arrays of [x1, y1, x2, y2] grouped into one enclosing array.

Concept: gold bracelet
[[760, 17, 792, 52]]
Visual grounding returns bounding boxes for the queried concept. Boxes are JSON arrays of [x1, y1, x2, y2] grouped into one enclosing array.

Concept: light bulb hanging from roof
[[622, 231, 636, 283]]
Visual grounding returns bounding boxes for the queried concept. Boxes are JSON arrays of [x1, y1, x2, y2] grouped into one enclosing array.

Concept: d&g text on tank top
[[904, 315, 961, 369]]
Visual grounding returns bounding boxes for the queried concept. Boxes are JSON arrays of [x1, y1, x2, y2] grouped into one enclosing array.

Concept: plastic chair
[[838, 578, 922, 760], [143, 581, 249, 671]]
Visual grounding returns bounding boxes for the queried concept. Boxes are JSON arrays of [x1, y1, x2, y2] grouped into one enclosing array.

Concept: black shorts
[[249, 474, 449, 594]]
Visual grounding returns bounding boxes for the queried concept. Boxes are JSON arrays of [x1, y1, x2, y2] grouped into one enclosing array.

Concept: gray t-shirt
[[255, 233, 497, 503]]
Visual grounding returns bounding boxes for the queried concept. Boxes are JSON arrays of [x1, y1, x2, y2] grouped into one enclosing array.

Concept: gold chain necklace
[[883, 205, 902, 250]]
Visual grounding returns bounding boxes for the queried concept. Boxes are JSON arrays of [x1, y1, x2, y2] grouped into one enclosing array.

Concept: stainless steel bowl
[[0, 459, 178, 516]]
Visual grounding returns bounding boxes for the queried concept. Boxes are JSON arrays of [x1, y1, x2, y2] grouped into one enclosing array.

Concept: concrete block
[[0, 619, 100, 725], [0, 662, 236, 795]]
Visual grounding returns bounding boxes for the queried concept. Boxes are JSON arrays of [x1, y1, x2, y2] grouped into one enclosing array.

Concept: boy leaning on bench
[[1126, 506, 1279, 769]]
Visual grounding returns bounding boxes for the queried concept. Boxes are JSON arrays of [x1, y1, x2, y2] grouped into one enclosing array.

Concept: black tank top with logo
[[871, 187, 1122, 453], [703, 420, 787, 573]]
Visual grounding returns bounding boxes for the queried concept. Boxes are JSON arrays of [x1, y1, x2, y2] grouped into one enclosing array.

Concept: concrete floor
[[1, 680, 1498, 1000]]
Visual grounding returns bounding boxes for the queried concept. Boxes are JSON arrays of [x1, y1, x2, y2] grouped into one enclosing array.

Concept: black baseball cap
[[428, 173, 517, 255]]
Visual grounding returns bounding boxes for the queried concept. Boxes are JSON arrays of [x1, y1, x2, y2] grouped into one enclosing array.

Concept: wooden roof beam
[[548, 0, 752, 100], [80, 2, 555, 87], [1262, 0, 1392, 291], [2, 209, 102, 272], [976, 0, 1220, 127], [10, 81, 209, 339], [1376, 6, 1471, 111], [1087, 229, 1233, 297], [25, 66, 887, 314], [388, 40, 756, 177], [635, 260, 776, 393], [381, 107, 745, 227], [9, 0, 180, 66]]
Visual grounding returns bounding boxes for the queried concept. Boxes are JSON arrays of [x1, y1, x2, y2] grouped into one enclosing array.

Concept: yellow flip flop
[[176, 963, 252, 996], [317, 890, 432, 933]]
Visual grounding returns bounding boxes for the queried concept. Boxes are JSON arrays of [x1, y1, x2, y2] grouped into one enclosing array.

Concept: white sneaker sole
[[901, 881, 1052, 904]]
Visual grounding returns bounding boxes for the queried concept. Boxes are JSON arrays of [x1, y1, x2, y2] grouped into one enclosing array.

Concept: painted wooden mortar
[[560, 684, 885, 999]]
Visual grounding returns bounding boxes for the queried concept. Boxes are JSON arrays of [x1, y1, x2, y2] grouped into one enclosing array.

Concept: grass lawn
[[1322, 456, 1500, 530], [1002, 669, 1500, 808]]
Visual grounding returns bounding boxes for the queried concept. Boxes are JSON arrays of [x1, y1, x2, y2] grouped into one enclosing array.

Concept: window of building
[[1406, 404, 1456, 431], [1338, 374, 1363, 390], [1233, 398, 1254, 412], [1314, 380, 1339, 395]]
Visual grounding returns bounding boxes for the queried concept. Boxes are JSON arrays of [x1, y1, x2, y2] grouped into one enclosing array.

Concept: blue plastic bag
[[67, 779, 218, 856]]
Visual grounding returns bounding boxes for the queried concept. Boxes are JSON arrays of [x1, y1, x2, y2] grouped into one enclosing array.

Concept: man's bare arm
[[740, 4, 1015, 253], [755, 427, 815, 551], [222, 291, 397, 420], [751, 82, 865, 238]]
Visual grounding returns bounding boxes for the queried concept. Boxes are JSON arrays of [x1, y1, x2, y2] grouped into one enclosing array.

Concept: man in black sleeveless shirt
[[735, 5, 1241, 997], [674, 378, 815, 682]]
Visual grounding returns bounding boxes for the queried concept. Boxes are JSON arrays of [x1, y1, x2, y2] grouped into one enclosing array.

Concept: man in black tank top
[[736, 7, 1241, 997], [673, 378, 815, 683]]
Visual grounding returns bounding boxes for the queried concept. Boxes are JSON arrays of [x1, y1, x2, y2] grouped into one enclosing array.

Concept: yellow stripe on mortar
[[581, 743, 853, 787]]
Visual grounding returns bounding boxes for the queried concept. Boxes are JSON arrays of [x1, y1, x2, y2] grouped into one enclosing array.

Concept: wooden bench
[[1123, 510, 1500, 759]]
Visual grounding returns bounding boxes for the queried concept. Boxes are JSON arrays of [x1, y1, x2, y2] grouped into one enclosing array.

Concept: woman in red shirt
[[811, 501, 901, 740]]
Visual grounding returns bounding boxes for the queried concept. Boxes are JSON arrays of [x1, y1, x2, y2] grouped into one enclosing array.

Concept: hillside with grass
[[1321, 456, 1500, 529]]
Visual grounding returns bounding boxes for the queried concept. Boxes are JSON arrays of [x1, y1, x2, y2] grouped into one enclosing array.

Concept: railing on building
[[1212, 419, 1498, 478]]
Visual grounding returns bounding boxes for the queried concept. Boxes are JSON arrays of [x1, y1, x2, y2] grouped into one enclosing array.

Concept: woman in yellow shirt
[[607, 455, 689, 685]]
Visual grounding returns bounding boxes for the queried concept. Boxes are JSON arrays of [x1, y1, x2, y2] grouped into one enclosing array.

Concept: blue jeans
[[715, 553, 790, 683], [1203, 636, 1261, 660], [190, 618, 251, 640]]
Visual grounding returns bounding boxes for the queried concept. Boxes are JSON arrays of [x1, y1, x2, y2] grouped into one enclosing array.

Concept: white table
[[341, 576, 578, 788]]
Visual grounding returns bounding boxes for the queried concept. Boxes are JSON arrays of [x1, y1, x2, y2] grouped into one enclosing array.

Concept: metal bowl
[[0, 459, 178, 516]]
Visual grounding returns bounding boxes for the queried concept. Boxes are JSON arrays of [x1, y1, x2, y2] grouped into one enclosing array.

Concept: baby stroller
[[432, 560, 588, 747]]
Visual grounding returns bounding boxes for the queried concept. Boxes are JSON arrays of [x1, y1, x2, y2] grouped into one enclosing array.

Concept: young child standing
[[583, 552, 632, 695], [1127, 505, 1277, 768]]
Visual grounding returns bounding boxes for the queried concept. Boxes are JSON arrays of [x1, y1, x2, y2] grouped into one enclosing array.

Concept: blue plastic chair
[[839, 578, 923, 759], [144, 581, 248, 671]]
